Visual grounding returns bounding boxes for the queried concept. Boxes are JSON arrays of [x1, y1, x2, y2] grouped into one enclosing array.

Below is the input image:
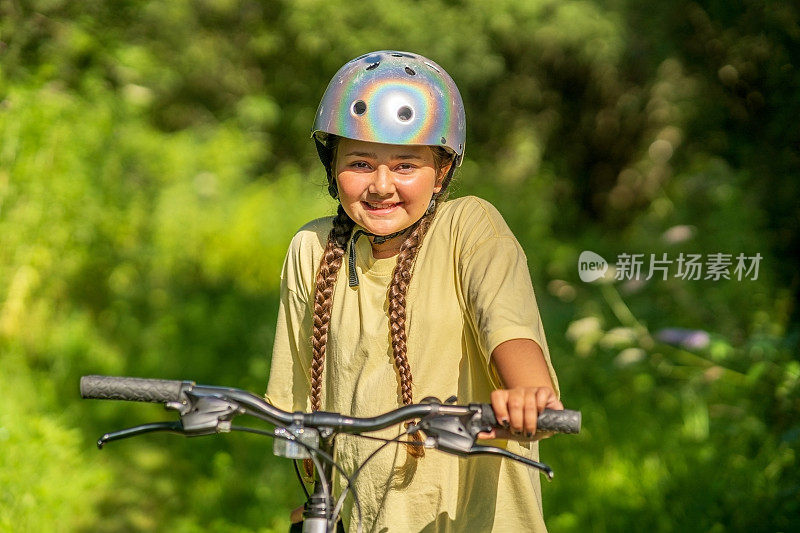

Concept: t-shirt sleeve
[[458, 199, 559, 396], [265, 233, 316, 413]]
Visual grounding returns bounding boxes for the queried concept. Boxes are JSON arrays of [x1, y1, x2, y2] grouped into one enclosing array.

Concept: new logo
[[578, 251, 608, 282]]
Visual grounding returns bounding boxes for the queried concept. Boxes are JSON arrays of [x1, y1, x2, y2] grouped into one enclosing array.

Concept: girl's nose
[[369, 165, 395, 196]]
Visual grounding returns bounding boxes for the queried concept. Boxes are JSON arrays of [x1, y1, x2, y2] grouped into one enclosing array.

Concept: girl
[[266, 50, 562, 532]]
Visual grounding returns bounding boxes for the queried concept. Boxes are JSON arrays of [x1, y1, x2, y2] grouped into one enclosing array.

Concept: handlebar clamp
[[417, 409, 480, 455], [180, 393, 243, 436]]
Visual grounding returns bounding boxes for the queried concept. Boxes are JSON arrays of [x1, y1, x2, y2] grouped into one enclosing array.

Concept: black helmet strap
[[347, 227, 408, 287]]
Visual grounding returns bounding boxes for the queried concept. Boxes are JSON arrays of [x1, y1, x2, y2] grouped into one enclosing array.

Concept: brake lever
[[465, 444, 554, 480], [97, 393, 246, 449], [97, 421, 184, 448]]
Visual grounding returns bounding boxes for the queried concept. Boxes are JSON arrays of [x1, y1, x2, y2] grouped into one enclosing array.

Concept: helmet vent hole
[[352, 100, 367, 115], [366, 62, 380, 70], [397, 106, 413, 122], [424, 61, 440, 73], [441, 137, 447, 144], [404, 66, 416, 76]]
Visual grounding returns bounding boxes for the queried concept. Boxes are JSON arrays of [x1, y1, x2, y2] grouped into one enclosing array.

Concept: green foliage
[[0, 64, 315, 532], [0, 352, 109, 531], [1, 0, 797, 531]]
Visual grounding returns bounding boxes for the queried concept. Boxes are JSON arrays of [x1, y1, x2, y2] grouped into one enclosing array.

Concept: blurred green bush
[[1, 0, 797, 531]]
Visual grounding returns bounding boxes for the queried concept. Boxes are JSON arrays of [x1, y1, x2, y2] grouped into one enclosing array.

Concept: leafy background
[[1, 0, 798, 531]]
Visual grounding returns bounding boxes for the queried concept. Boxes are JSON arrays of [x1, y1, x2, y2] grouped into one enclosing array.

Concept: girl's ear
[[434, 160, 453, 193]]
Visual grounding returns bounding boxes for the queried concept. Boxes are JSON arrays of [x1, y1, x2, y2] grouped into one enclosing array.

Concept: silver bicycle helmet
[[311, 50, 466, 167]]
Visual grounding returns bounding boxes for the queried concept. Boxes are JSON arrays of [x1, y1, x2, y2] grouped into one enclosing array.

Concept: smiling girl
[[266, 51, 561, 532]]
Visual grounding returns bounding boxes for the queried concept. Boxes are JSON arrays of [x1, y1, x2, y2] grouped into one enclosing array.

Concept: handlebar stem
[[303, 433, 337, 532]]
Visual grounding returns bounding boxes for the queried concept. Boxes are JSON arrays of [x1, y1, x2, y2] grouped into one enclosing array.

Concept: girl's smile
[[361, 201, 401, 213]]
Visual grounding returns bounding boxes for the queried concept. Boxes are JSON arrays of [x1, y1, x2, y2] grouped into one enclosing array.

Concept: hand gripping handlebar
[[477, 403, 581, 434]]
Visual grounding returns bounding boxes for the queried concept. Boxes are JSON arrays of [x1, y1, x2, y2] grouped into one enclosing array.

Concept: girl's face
[[334, 138, 448, 238]]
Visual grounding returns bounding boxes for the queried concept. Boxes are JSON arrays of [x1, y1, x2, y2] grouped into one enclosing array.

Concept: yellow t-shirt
[[266, 196, 559, 532]]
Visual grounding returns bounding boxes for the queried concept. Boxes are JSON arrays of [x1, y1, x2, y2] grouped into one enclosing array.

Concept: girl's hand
[[478, 386, 563, 441]]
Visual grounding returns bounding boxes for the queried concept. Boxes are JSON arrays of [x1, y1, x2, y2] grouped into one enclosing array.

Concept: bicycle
[[80, 375, 581, 533]]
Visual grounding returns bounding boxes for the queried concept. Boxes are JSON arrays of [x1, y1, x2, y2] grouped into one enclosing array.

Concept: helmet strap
[[348, 227, 408, 287]]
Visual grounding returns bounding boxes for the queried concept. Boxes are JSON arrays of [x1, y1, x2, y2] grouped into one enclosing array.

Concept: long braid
[[388, 207, 439, 458], [304, 204, 353, 477], [310, 204, 353, 411]]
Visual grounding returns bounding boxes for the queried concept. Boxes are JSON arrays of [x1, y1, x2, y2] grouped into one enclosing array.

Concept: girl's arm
[[484, 338, 563, 439]]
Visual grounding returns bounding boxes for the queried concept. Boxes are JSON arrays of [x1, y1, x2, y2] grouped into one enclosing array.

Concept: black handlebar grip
[[80, 375, 193, 403], [536, 409, 581, 434], [479, 406, 581, 434]]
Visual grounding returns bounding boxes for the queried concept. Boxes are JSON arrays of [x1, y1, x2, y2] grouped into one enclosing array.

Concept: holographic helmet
[[311, 50, 466, 169]]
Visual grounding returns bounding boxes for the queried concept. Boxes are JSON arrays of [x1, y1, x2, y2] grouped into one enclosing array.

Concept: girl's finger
[[535, 387, 562, 411], [534, 388, 553, 413], [541, 388, 563, 410], [523, 390, 539, 435], [490, 389, 510, 430], [506, 390, 525, 433]]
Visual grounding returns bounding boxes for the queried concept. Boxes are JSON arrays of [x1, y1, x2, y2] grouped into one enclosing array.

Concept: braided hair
[[307, 136, 454, 471], [309, 203, 354, 412]]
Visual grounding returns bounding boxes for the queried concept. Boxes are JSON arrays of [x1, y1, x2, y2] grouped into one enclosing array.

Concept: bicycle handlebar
[[81, 374, 580, 531], [80, 375, 581, 434]]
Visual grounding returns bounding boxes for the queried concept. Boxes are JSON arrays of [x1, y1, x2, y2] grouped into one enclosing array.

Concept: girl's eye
[[350, 161, 370, 169], [396, 163, 415, 172]]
